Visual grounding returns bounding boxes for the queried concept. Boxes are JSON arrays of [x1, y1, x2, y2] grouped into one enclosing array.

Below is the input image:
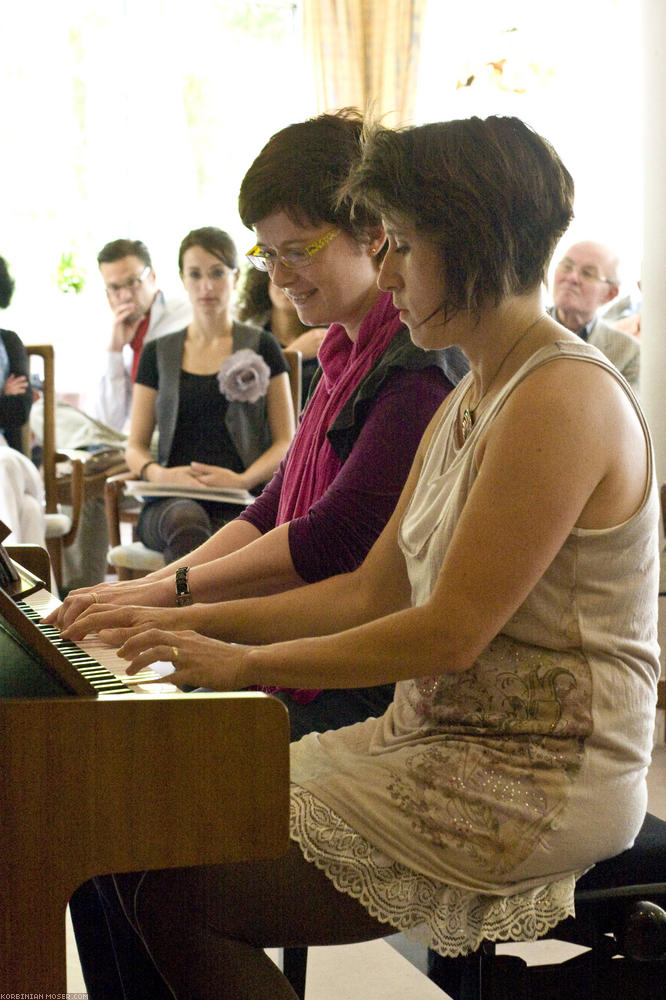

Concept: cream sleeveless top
[[290, 340, 660, 956]]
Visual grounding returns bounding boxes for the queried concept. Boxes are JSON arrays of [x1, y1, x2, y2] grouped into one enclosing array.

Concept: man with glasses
[[96, 239, 191, 431], [549, 239, 640, 391]]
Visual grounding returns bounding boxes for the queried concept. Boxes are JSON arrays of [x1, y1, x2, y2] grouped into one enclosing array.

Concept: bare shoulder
[[504, 351, 640, 435], [481, 352, 647, 529]]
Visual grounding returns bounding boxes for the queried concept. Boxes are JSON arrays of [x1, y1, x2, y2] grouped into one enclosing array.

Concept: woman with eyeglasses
[[57, 111, 464, 740], [123, 225, 295, 563]]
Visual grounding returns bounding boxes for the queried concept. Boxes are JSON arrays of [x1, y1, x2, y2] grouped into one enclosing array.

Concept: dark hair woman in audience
[[125, 226, 295, 562], [236, 265, 325, 407], [0, 255, 45, 546], [73, 115, 659, 999], [58, 110, 463, 739]]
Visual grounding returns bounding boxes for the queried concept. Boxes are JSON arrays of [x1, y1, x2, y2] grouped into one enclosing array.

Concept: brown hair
[[344, 115, 575, 319], [97, 239, 152, 269], [0, 255, 15, 310], [178, 227, 239, 274], [238, 109, 381, 245]]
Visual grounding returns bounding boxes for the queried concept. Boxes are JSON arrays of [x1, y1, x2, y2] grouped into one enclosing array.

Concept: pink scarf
[[276, 291, 403, 525], [270, 291, 403, 706]]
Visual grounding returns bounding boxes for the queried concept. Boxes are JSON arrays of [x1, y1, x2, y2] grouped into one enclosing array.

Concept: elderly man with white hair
[[549, 240, 640, 392]]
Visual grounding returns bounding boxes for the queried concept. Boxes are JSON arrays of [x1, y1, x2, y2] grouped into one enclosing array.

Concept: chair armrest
[[55, 452, 128, 504]]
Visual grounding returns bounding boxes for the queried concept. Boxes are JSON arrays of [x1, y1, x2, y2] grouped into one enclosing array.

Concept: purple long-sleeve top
[[238, 364, 449, 582]]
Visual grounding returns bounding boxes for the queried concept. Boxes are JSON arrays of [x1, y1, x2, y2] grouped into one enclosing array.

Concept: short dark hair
[[0, 256, 15, 310], [177, 227, 239, 273], [97, 239, 152, 268], [238, 109, 381, 242], [345, 115, 575, 318]]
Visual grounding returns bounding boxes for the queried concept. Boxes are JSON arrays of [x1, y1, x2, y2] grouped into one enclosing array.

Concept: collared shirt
[[547, 304, 593, 340]]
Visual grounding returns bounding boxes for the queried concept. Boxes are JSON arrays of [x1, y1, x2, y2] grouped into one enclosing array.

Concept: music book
[[125, 481, 254, 506], [0, 522, 47, 600]]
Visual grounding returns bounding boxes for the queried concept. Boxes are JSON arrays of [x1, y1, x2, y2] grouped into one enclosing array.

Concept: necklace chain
[[461, 315, 546, 441]]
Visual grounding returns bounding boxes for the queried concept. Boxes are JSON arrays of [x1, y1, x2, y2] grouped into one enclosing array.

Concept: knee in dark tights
[[139, 499, 213, 562]]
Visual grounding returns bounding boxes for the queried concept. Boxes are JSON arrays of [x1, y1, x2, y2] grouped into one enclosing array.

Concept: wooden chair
[[104, 348, 302, 580], [23, 345, 85, 590]]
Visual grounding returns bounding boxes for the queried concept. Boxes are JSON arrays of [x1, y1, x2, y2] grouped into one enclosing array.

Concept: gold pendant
[[461, 406, 474, 440]]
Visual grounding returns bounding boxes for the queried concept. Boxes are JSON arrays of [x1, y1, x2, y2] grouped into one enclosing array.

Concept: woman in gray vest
[[127, 227, 295, 562]]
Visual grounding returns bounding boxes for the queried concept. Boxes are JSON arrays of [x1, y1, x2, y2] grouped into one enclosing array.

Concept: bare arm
[[61, 414, 428, 642], [56, 367, 444, 628], [90, 359, 647, 693], [125, 384, 212, 488], [52, 378, 295, 626], [125, 382, 158, 475]]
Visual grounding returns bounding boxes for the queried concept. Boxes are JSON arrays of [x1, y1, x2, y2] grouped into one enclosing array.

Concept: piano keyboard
[[21, 589, 179, 696]]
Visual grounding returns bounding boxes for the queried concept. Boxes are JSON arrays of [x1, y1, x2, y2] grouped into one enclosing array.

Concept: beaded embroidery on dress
[[291, 785, 577, 956]]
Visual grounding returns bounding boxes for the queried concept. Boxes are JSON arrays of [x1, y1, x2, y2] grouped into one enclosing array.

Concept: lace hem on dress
[[290, 784, 576, 958]]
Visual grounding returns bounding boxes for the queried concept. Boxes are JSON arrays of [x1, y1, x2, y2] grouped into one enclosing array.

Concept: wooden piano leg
[[0, 879, 70, 991]]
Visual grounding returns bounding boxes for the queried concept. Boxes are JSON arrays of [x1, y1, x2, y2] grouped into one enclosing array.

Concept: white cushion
[[107, 542, 165, 571], [44, 512, 73, 538]]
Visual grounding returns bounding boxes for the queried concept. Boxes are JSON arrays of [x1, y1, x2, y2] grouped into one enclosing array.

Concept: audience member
[[549, 239, 640, 389], [236, 266, 325, 406], [0, 255, 46, 547], [64, 115, 659, 1000], [0, 256, 32, 450], [96, 238, 192, 432], [27, 238, 192, 591], [125, 226, 294, 563]]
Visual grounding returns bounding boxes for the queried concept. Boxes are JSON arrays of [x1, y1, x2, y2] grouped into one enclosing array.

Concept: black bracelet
[[175, 566, 193, 606], [139, 460, 158, 481]]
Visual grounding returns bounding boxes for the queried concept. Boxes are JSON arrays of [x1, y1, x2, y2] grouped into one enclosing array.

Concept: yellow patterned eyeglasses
[[246, 228, 340, 272]]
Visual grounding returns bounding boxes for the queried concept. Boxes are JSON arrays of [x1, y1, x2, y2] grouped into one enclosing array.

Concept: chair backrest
[[22, 345, 87, 590], [23, 345, 58, 514], [284, 349, 302, 420]]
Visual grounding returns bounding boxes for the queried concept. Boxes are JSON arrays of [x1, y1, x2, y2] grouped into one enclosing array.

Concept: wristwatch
[[175, 566, 193, 607]]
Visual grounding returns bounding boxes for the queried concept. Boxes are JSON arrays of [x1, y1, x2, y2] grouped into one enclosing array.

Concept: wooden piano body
[[0, 548, 290, 992]]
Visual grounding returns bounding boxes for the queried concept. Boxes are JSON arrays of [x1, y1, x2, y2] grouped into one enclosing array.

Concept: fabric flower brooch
[[216, 349, 270, 403]]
